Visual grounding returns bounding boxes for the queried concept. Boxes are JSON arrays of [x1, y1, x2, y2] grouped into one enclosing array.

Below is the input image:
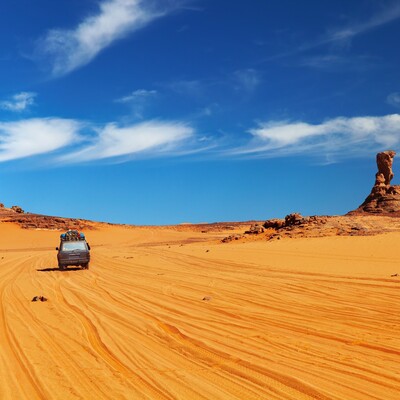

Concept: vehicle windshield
[[61, 241, 87, 251]]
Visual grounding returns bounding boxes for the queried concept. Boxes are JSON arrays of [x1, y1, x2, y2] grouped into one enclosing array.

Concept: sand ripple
[[0, 225, 399, 399]]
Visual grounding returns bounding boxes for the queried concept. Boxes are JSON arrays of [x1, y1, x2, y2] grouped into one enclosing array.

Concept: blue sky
[[1, 0, 400, 224]]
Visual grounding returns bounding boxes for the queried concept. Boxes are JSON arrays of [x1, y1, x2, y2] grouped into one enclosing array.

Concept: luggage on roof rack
[[60, 230, 85, 241]]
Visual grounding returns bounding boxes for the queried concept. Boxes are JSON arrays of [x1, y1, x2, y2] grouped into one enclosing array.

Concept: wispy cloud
[[232, 69, 261, 93], [4, 113, 399, 164], [0, 92, 37, 112], [325, 3, 400, 44], [387, 92, 400, 108], [0, 117, 197, 164], [299, 54, 374, 71], [0, 118, 80, 161], [115, 89, 157, 104], [115, 89, 158, 118], [268, 3, 400, 61], [61, 120, 195, 162], [193, 103, 220, 118], [35, 0, 175, 77], [232, 114, 400, 158], [165, 70, 262, 100]]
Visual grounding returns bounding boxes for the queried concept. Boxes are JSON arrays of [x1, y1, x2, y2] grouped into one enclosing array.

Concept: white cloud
[[115, 89, 158, 119], [115, 89, 157, 103], [0, 117, 196, 163], [36, 0, 170, 76], [233, 114, 400, 157], [0, 118, 80, 161], [61, 120, 194, 161], [387, 92, 400, 108], [0, 92, 37, 112]]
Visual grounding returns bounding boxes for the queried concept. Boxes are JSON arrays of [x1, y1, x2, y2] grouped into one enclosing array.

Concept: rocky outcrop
[[263, 213, 310, 230], [263, 214, 400, 239], [262, 213, 328, 238], [221, 234, 245, 243], [11, 205, 24, 213], [0, 204, 94, 230], [244, 224, 264, 234], [1, 214, 93, 230], [263, 219, 285, 229], [351, 150, 400, 214], [284, 213, 304, 226]]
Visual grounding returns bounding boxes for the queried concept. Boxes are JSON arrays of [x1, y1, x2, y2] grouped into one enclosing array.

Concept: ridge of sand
[[0, 221, 399, 399]]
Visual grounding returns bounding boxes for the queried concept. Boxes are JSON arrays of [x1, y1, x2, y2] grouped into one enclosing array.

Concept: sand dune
[[0, 222, 399, 399]]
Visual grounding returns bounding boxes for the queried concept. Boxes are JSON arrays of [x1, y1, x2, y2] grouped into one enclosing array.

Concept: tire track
[[0, 256, 48, 400], [9, 255, 122, 400], [2, 228, 400, 399], [56, 278, 174, 399]]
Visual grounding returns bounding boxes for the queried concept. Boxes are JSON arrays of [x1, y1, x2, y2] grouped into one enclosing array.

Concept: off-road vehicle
[[56, 230, 90, 270]]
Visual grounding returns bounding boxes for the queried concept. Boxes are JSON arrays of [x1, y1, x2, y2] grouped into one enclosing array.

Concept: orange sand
[[0, 222, 399, 399]]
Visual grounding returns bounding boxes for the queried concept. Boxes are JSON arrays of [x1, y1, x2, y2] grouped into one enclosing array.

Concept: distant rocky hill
[[0, 204, 95, 230], [0, 202, 256, 232]]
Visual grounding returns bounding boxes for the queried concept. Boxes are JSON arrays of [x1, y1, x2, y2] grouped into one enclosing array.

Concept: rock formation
[[0, 203, 94, 230], [376, 150, 396, 185], [244, 224, 264, 234], [263, 213, 310, 230], [11, 205, 24, 213], [351, 150, 400, 214]]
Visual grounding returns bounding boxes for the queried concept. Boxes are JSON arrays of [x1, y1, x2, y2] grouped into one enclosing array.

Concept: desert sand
[[0, 221, 399, 400]]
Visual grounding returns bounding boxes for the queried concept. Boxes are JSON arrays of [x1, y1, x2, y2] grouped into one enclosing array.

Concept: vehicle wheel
[[82, 263, 89, 270], [59, 265, 65, 271]]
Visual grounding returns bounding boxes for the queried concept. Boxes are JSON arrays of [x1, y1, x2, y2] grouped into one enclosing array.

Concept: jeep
[[56, 230, 91, 270]]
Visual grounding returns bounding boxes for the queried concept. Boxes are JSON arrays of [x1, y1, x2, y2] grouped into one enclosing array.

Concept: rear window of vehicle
[[61, 241, 87, 251]]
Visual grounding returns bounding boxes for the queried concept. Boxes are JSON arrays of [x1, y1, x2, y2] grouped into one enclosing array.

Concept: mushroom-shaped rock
[[350, 150, 400, 214]]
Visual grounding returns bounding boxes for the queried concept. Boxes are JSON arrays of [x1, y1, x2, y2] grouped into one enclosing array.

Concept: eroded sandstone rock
[[352, 150, 400, 214], [245, 224, 264, 234], [376, 150, 396, 186], [263, 219, 285, 229], [284, 213, 304, 226]]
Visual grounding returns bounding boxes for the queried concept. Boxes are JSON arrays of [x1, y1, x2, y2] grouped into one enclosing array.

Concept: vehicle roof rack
[[60, 230, 85, 241]]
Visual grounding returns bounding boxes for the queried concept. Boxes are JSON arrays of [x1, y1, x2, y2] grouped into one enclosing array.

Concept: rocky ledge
[[0, 204, 94, 230]]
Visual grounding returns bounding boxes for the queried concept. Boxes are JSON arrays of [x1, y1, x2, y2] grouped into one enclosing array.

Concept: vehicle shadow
[[37, 267, 83, 272]]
